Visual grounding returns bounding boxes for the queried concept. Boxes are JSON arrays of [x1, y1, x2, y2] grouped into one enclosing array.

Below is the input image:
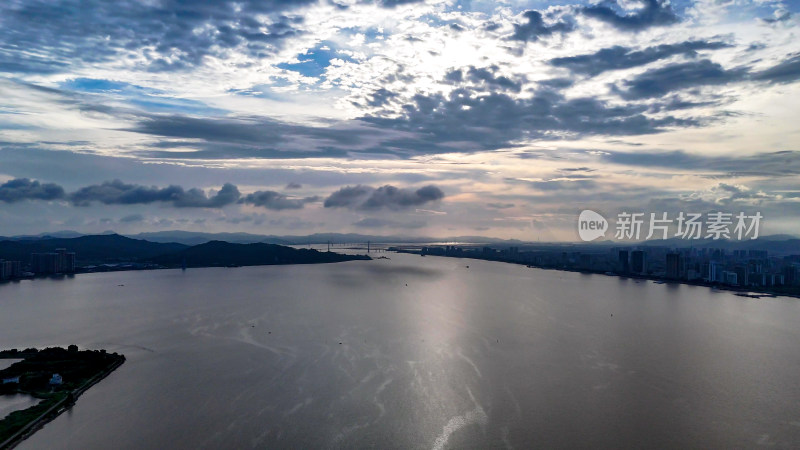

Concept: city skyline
[[1, 0, 799, 240]]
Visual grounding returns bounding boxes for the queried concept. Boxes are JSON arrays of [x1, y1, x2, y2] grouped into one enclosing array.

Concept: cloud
[[580, 0, 679, 31], [120, 214, 145, 223], [510, 10, 573, 42], [0, 0, 313, 75], [751, 54, 800, 84], [525, 179, 598, 191], [761, 9, 792, 24], [362, 185, 445, 210], [286, 182, 303, 189], [367, 88, 399, 107], [174, 183, 241, 208], [69, 180, 241, 208], [617, 59, 748, 99], [600, 150, 800, 176], [239, 190, 319, 210], [364, 89, 698, 152], [0, 178, 66, 203], [322, 185, 375, 208], [378, 0, 425, 8], [324, 184, 445, 210], [707, 183, 774, 205], [487, 203, 515, 209], [352, 218, 426, 228], [550, 40, 731, 76], [125, 113, 372, 159], [446, 66, 523, 93]]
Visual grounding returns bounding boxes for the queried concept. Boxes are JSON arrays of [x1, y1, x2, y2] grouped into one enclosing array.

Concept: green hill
[[0, 234, 188, 265]]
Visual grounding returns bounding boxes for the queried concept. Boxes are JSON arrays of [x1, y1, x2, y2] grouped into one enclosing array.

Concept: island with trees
[[0, 346, 125, 449]]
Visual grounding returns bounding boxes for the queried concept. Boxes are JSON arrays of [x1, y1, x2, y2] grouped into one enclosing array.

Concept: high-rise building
[[0, 260, 22, 280], [56, 249, 76, 273], [631, 250, 646, 274], [30, 248, 76, 274], [723, 271, 738, 285], [31, 252, 60, 274], [708, 261, 721, 283], [666, 252, 684, 280], [618, 250, 630, 274]]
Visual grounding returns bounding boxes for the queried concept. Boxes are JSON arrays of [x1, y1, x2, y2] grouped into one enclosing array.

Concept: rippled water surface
[[1, 253, 799, 449]]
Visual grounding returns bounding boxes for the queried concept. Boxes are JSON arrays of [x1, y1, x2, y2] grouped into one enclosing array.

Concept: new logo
[[578, 210, 608, 241]]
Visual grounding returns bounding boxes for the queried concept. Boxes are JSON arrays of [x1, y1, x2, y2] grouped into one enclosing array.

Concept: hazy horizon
[[4, 228, 800, 246]]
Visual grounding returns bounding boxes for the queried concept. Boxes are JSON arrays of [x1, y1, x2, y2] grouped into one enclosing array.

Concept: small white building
[[2, 376, 20, 384], [49, 373, 62, 385]]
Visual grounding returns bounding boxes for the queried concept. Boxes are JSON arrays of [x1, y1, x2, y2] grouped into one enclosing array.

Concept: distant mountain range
[[2, 231, 799, 263], [151, 241, 369, 267], [0, 234, 368, 267], [128, 230, 518, 246], [0, 230, 515, 246], [0, 234, 187, 264]]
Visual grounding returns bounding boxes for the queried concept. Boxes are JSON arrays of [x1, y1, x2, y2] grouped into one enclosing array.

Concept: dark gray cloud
[[580, 0, 679, 31], [538, 78, 574, 89], [646, 95, 724, 113], [617, 59, 748, 99], [362, 185, 444, 210], [286, 182, 303, 189], [378, 0, 424, 8], [600, 150, 800, 176], [0, 178, 66, 203], [751, 54, 800, 84], [449, 23, 465, 32], [510, 10, 573, 42], [69, 180, 241, 208], [0, 79, 707, 162], [363, 88, 699, 152], [446, 66, 523, 93], [120, 213, 145, 223], [762, 12, 792, 24], [323, 185, 377, 208], [125, 113, 369, 159], [486, 202, 515, 209], [367, 88, 399, 107], [324, 184, 445, 210], [550, 40, 731, 76], [0, 145, 436, 191], [559, 167, 596, 173], [239, 190, 319, 210], [0, 0, 313, 74]]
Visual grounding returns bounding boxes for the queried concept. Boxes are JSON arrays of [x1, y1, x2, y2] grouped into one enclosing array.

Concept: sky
[[0, 0, 799, 241]]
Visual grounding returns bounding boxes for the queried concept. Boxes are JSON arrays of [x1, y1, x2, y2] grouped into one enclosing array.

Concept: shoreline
[[0, 354, 125, 450], [392, 250, 800, 300], [2, 251, 796, 299], [0, 254, 372, 285]]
